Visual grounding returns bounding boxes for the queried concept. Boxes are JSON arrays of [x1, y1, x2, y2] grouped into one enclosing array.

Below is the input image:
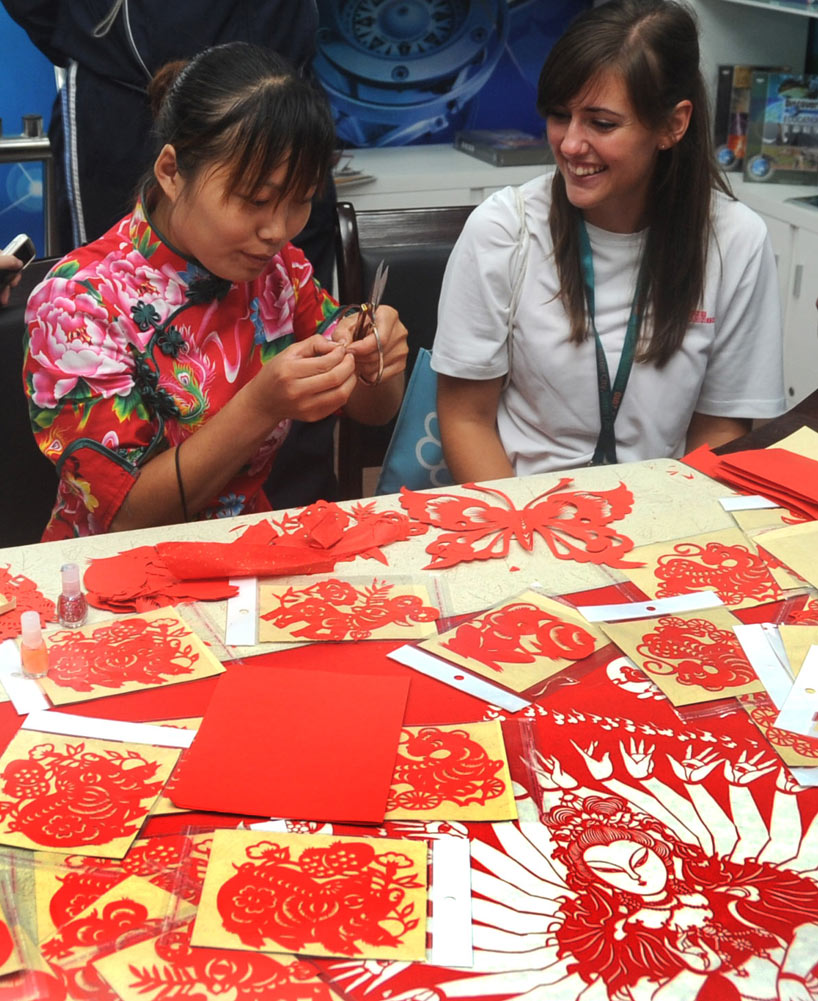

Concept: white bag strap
[[503, 186, 530, 389]]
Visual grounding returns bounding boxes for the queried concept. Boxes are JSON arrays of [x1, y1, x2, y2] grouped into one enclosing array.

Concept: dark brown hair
[[145, 41, 335, 203], [537, 0, 733, 366]]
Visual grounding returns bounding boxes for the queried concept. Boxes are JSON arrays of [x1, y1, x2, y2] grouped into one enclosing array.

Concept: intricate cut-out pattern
[[637, 615, 756, 692], [441, 601, 596, 674], [0, 735, 174, 853], [260, 578, 438, 642], [741, 692, 818, 761], [399, 479, 640, 570], [653, 541, 780, 606], [206, 835, 425, 958], [387, 726, 505, 811], [45, 615, 201, 692], [0, 564, 56, 641], [97, 919, 334, 1001]]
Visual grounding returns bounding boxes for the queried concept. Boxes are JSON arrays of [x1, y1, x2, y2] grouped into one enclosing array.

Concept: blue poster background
[[315, 0, 591, 147], [0, 5, 57, 256]]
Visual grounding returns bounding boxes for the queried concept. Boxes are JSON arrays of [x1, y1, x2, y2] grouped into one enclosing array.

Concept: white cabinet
[[736, 179, 818, 405], [782, 227, 818, 404]]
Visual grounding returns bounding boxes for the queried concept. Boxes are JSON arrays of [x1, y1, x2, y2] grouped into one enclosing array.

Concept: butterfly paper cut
[[399, 479, 642, 570]]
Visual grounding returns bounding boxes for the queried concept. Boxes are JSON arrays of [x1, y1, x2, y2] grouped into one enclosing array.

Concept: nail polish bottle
[[57, 562, 88, 628], [20, 610, 49, 680]]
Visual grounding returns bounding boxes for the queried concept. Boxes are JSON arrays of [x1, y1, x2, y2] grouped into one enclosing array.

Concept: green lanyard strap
[[577, 218, 647, 466]]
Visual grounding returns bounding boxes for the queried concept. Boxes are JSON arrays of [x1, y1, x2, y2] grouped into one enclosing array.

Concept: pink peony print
[[252, 261, 297, 342], [97, 249, 187, 344], [26, 277, 136, 408]]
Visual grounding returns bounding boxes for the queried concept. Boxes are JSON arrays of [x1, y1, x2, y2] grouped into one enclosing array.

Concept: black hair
[[145, 41, 335, 203]]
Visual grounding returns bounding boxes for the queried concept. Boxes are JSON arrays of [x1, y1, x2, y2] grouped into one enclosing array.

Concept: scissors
[[353, 258, 389, 342]]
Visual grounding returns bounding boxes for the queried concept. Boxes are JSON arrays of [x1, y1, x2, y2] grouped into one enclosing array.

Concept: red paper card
[[169, 665, 410, 824]]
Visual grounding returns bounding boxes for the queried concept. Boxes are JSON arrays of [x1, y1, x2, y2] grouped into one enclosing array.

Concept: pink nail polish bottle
[[57, 562, 88, 629], [20, 610, 49, 679]]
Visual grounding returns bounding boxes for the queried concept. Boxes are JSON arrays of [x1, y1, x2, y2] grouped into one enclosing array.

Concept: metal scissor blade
[[369, 259, 389, 311]]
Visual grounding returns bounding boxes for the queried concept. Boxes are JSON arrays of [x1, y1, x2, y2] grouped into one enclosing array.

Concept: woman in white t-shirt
[[432, 0, 785, 481]]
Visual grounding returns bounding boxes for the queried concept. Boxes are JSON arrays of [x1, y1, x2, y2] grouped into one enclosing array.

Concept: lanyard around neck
[[577, 217, 647, 466]]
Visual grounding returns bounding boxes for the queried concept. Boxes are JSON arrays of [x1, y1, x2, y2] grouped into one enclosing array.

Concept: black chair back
[[334, 202, 474, 499], [0, 258, 61, 547]]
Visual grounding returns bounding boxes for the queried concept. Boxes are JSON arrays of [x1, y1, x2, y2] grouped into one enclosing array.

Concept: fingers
[[344, 306, 408, 383]]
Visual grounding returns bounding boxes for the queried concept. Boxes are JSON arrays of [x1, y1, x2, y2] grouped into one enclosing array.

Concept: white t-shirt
[[431, 174, 786, 475]]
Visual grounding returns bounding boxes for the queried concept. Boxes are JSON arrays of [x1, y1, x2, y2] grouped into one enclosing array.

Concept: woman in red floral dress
[[22, 42, 408, 541]]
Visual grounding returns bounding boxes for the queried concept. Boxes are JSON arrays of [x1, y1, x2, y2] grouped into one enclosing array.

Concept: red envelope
[[169, 663, 410, 824]]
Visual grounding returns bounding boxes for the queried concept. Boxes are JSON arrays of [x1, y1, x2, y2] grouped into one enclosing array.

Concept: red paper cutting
[[0, 564, 56, 640], [215, 837, 423, 955], [637, 614, 757, 692], [653, 540, 781, 606], [441, 600, 597, 674], [399, 479, 641, 570], [387, 725, 506, 811], [169, 665, 410, 823], [260, 578, 439, 641]]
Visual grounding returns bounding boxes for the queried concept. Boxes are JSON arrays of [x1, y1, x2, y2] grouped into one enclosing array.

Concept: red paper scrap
[[169, 665, 410, 824], [0, 565, 56, 641]]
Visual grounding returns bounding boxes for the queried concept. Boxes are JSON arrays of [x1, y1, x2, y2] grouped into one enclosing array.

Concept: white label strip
[[577, 590, 722, 623], [734, 623, 793, 710], [225, 577, 258, 646], [388, 645, 530, 712], [774, 645, 818, 738], [21, 710, 196, 748], [0, 640, 49, 716], [719, 495, 778, 511], [429, 836, 473, 968], [247, 819, 290, 832]]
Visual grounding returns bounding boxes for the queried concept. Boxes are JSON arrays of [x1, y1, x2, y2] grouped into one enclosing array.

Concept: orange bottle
[[20, 610, 49, 679]]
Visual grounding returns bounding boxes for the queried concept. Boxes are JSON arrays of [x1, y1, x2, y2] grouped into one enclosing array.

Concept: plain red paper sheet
[[169, 664, 410, 824]]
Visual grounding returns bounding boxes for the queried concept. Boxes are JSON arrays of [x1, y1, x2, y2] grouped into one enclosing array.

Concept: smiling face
[[546, 70, 669, 234], [152, 147, 316, 283], [582, 838, 668, 896]]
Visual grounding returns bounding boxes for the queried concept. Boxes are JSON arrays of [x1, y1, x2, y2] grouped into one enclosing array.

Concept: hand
[[335, 304, 408, 386], [619, 738, 655, 780], [532, 750, 578, 791], [723, 750, 778, 786], [571, 740, 613, 781], [245, 334, 357, 425], [666, 746, 721, 784], [0, 252, 23, 307]]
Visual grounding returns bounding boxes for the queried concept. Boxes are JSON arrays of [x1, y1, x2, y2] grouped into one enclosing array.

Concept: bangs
[[217, 78, 335, 199]]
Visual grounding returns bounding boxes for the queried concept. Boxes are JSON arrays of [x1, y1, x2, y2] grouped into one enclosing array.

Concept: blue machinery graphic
[[315, 0, 586, 147]]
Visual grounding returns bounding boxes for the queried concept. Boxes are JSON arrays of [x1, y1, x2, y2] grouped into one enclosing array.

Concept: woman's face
[[582, 838, 668, 896], [546, 70, 669, 233], [154, 150, 315, 282]]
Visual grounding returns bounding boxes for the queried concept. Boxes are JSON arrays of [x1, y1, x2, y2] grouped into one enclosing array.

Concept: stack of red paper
[[683, 445, 818, 520]]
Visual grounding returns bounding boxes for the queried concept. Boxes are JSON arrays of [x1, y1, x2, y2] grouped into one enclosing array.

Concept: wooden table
[[0, 443, 816, 1000]]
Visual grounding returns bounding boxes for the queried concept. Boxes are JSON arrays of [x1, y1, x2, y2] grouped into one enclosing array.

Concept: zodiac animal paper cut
[[602, 606, 762, 705], [0, 565, 55, 641], [193, 830, 427, 961], [41, 874, 194, 964], [398, 479, 641, 570], [625, 528, 781, 609], [259, 578, 439, 643], [421, 590, 605, 692], [739, 692, 818, 766], [35, 833, 209, 944], [94, 918, 338, 1001], [37, 608, 224, 705], [0, 730, 179, 857], [385, 721, 516, 821]]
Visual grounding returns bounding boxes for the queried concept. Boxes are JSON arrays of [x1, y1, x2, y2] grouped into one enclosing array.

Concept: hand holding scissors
[[351, 259, 389, 385]]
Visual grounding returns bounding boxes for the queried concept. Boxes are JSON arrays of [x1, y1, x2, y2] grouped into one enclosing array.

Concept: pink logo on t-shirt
[[690, 309, 715, 324]]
